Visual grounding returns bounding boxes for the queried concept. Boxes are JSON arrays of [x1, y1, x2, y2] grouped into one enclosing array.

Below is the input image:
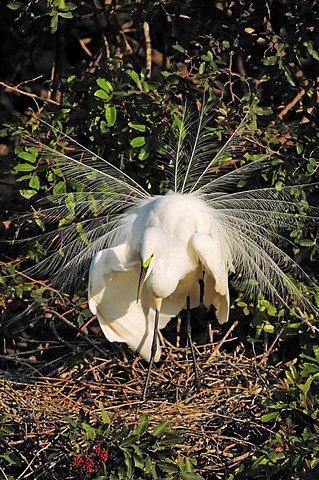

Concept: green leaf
[[296, 143, 303, 155], [96, 78, 113, 93], [134, 413, 149, 436], [305, 41, 319, 61], [302, 363, 319, 374], [19, 189, 37, 199], [99, 402, 110, 425], [201, 51, 213, 61], [313, 346, 319, 361], [0, 452, 21, 466], [138, 147, 149, 161], [145, 454, 153, 474], [159, 434, 184, 446], [50, 13, 59, 34], [297, 376, 312, 395], [127, 70, 141, 84], [181, 472, 205, 480], [99, 120, 109, 134], [7, 1, 24, 10], [59, 11, 73, 18], [173, 43, 185, 53], [130, 136, 145, 148], [14, 163, 36, 172], [237, 179, 247, 188], [253, 107, 273, 116], [267, 304, 278, 316], [127, 70, 142, 89], [112, 426, 130, 442], [290, 229, 300, 238], [29, 176, 40, 190], [65, 194, 75, 215], [182, 457, 197, 473], [53, 181, 66, 195], [16, 174, 32, 182], [76, 223, 89, 245], [261, 411, 279, 422], [65, 416, 77, 428], [299, 239, 315, 247], [64, 2, 77, 11], [81, 422, 96, 439], [156, 460, 179, 473], [152, 420, 170, 437], [120, 434, 139, 447], [237, 301, 247, 307], [18, 151, 38, 163], [95, 89, 110, 100], [132, 451, 144, 470], [123, 452, 134, 477], [268, 451, 286, 462], [88, 194, 99, 214], [199, 62, 206, 75], [128, 122, 147, 132], [263, 56, 277, 66], [105, 104, 117, 127], [283, 67, 295, 86]]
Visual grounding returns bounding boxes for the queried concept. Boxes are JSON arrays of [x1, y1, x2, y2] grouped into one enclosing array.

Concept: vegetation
[[0, 0, 319, 478]]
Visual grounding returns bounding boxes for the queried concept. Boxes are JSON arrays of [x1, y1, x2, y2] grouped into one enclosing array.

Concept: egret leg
[[142, 308, 159, 401], [186, 296, 201, 392]]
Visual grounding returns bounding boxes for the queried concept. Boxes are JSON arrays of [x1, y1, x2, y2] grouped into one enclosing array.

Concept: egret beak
[[137, 254, 153, 302], [137, 264, 149, 302]]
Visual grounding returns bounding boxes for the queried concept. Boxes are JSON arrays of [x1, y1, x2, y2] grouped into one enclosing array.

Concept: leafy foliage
[[59, 405, 204, 480], [0, 407, 203, 478], [230, 345, 319, 479]]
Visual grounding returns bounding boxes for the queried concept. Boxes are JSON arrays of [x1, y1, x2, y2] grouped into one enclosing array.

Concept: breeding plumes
[[20, 101, 317, 398]]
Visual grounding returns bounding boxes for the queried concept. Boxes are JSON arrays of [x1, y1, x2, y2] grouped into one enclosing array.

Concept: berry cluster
[[71, 444, 109, 474]]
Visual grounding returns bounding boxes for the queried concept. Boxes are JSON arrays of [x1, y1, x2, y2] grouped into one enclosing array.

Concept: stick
[[277, 89, 306, 120], [0, 81, 60, 106], [206, 320, 239, 365]]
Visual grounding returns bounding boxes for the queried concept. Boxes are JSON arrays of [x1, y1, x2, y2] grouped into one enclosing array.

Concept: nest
[[0, 318, 281, 479]]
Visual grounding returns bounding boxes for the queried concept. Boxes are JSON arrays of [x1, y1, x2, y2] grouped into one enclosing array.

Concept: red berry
[[71, 455, 84, 468]]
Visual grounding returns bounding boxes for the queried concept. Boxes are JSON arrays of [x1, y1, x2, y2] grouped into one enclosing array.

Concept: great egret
[[88, 192, 233, 397], [21, 102, 317, 399]]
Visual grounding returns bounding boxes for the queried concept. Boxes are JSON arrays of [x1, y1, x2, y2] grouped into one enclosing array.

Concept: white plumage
[[88, 192, 233, 362]]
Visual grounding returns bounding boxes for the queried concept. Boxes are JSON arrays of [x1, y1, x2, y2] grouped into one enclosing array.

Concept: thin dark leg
[[142, 309, 159, 401], [186, 296, 201, 392]]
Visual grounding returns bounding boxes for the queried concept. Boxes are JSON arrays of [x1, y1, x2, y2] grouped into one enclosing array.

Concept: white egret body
[[88, 192, 232, 361]]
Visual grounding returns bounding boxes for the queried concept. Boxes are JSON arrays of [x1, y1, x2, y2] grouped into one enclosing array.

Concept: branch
[[205, 320, 239, 364], [277, 88, 306, 121], [143, 21, 152, 77], [0, 81, 61, 106], [295, 307, 319, 334]]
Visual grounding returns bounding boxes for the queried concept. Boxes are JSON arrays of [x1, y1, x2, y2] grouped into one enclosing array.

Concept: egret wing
[[191, 233, 231, 324], [88, 245, 173, 362]]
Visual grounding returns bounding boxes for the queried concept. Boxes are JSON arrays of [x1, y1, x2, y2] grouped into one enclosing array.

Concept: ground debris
[[0, 335, 280, 478]]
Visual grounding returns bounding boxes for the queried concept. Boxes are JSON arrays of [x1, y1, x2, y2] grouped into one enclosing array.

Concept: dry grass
[[0, 322, 281, 479]]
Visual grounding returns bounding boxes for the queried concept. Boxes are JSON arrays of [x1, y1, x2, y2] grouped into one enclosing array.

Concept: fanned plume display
[[18, 102, 317, 369]]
